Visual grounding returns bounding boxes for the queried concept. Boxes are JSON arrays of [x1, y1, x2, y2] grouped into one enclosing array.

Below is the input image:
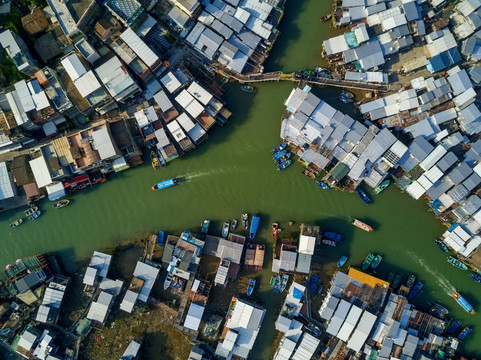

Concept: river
[[1, 0, 481, 357]]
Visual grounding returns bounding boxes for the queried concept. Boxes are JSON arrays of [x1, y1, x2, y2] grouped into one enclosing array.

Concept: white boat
[[163, 273, 173, 290]]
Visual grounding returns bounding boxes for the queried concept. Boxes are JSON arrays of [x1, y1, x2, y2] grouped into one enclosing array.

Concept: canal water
[[1, 0, 480, 357]]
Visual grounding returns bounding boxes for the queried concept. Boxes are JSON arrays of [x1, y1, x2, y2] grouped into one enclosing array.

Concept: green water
[[1, 0, 481, 357]]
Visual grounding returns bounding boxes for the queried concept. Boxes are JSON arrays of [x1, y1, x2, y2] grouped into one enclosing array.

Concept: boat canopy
[[155, 178, 175, 189]]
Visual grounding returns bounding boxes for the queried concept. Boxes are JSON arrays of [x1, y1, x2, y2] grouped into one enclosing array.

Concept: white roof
[[30, 156, 52, 188], [73, 71, 102, 97], [92, 127, 117, 160], [291, 333, 320, 360], [83, 266, 97, 286], [132, 261, 159, 302], [120, 28, 160, 68], [420, 145, 447, 171], [61, 54, 86, 81], [187, 82, 213, 105], [298, 235, 315, 255], [46, 182, 66, 201], [87, 291, 113, 323], [161, 72, 182, 93], [175, 89, 204, 118], [120, 290, 138, 313], [0, 162, 15, 200], [18, 330, 38, 352], [167, 119, 188, 143], [121, 340, 141, 360], [90, 251, 112, 278], [42, 286, 65, 309], [177, 113, 196, 132], [100, 278, 124, 296], [95, 56, 137, 100], [214, 263, 228, 285], [153, 90, 174, 112], [406, 181, 426, 200], [184, 303, 205, 331]]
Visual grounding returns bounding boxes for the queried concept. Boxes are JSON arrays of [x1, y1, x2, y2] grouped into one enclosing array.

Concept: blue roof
[[427, 48, 462, 73], [293, 287, 303, 299]]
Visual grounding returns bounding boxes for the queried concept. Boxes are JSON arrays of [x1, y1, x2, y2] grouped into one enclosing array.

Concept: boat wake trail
[[407, 251, 456, 295], [181, 169, 226, 180]]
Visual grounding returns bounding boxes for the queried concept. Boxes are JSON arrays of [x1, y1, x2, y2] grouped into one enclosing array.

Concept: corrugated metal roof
[[92, 127, 117, 160], [291, 333, 320, 360], [187, 82, 213, 106], [184, 303, 205, 331], [61, 54, 86, 81], [29, 156, 52, 188], [120, 28, 159, 68], [214, 263, 228, 285], [87, 291, 113, 323], [0, 162, 15, 200], [133, 261, 159, 302], [120, 290, 138, 313], [121, 340, 141, 360], [73, 71, 102, 98]]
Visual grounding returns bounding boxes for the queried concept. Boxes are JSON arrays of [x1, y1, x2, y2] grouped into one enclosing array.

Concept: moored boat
[[361, 253, 375, 271], [406, 274, 416, 290], [322, 239, 337, 247], [270, 275, 277, 287], [340, 90, 354, 98], [470, 272, 481, 284], [230, 219, 238, 232], [151, 150, 160, 169], [435, 239, 449, 253], [356, 189, 371, 204], [201, 220, 210, 234], [316, 283, 324, 297], [272, 222, 278, 238], [352, 219, 372, 232], [320, 13, 332, 22], [309, 274, 319, 293], [247, 278, 256, 296], [53, 199, 70, 209], [157, 231, 164, 246], [301, 168, 316, 178], [10, 219, 23, 228], [276, 152, 291, 164], [28, 210, 41, 220], [152, 178, 178, 190], [273, 150, 287, 160], [447, 256, 468, 271], [163, 272, 173, 290], [387, 272, 395, 283], [316, 181, 329, 190], [249, 214, 260, 240], [277, 159, 292, 171], [324, 232, 343, 242], [273, 142, 287, 154], [339, 95, 353, 103], [24, 206, 38, 217], [392, 273, 403, 289], [241, 85, 256, 93], [458, 326, 472, 340], [242, 213, 249, 230], [222, 222, 230, 238], [315, 66, 330, 73], [371, 254, 383, 269], [408, 281, 423, 300], [280, 274, 289, 293], [453, 292, 475, 314], [0, 328, 10, 336], [273, 275, 281, 293], [447, 319, 462, 334], [374, 179, 390, 194], [432, 303, 449, 315], [337, 255, 348, 268]]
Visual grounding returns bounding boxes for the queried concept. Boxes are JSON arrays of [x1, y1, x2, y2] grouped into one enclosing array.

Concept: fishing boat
[[309, 274, 319, 293], [222, 222, 230, 238], [241, 85, 256, 93], [392, 273, 403, 289], [320, 13, 332, 22], [470, 272, 481, 284], [361, 253, 375, 271], [387, 272, 395, 283], [435, 239, 449, 253], [340, 90, 354, 98], [374, 179, 390, 194], [272, 222, 279, 237], [270, 275, 277, 287], [28, 210, 41, 220], [316, 283, 324, 297], [430, 307, 446, 319], [406, 274, 416, 290], [315, 66, 330, 73], [163, 273, 173, 290], [277, 160, 292, 171], [157, 231, 164, 246], [447, 256, 468, 270], [453, 292, 475, 314], [301, 168, 316, 179], [273, 275, 281, 293], [250, 214, 260, 240], [356, 189, 371, 204], [322, 239, 337, 247], [230, 219, 238, 232], [316, 181, 329, 190], [203, 315, 222, 337], [408, 281, 423, 300], [150, 150, 160, 169], [339, 95, 353, 103], [324, 232, 343, 242], [273, 142, 287, 153], [201, 220, 210, 234], [151, 178, 178, 190], [276, 152, 292, 164], [24, 206, 38, 217], [447, 319, 462, 334], [247, 278, 256, 296], [273, 150, 287, 160], [53, 199, 70, 209], [242, 213, 249, 230], [371, 254, 383, 269], [0, 328, 10, 336], [9, 219, 23, 228], [337, 255, 348, 268], [280, 274, 289, 293], [156, 150, 165, 167], [458, 326, 472, 340], [352, 219, 373, 232], [432, 303, 449, 315]]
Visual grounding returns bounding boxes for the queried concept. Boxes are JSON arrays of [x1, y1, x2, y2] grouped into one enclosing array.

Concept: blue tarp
[[293, 287, 303, 299]]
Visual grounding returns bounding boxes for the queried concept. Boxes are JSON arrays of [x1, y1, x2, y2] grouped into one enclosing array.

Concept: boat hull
[[353, 219, 372, 232], [357, 189, 371, 204], [337, 255, 348, 268], [247, 279, 256, 296], [222, 222, 229, 238], [249, 215, 260, 240], [272, 223, 278, 237], [374, 180, 390, 194], [453, 293, 475, 314], [53, 200, 70, 209], [152, 178, 177, 190], [447, 256, 468, 270]]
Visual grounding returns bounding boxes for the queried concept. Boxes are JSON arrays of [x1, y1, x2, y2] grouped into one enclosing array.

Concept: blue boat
[[458, 326, 472, 340], [273, 150, 287, 161], [408, 281, 423, 300], [275, 152, 291, 164], [277, 160, 292, 171], [453, 293, 475, 314], [447, 319, 462, 335], [157, 231, 164, 246], [152, 178, 177, 190], [249, 214, 260, 240], [357, 189, 371, 204], [324, 232, 343, 242], [201, 219, 210, 234], [470, 272, 481, 284], [337, 255, 348, 268], [247, 278, 256, 296], [273, 142, 287, 153], [309, 275, 319, 293], [316, 181, 329, 190]]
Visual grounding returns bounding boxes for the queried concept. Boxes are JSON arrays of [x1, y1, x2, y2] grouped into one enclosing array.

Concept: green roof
[[331, 163, 350, 181]]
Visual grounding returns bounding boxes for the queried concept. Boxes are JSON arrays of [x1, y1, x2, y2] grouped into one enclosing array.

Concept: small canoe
[[277, 159, 292, 171], [241, 85, 256, 93], [356, 189, 371, 204], [272, 222, 278, 238], [10, 219, 23, 228], [230, 219, 238, 232], [28, 210, 41, 220], [361, 253, 375, 271], [164, 273, 173, 290], [222, 222, 230, 238], [435, 239, 449, 253], [157, 231, 164, 246], [447, 256, 468, 271], [53, 199, 70, 209], [242, 213, 249, 230], [247, 278, 256, 296], [316, 181, 329, 190], [151, 150, 160, 169], [374, 179, 390, 194], [371, 254, 383, 269], [322, 239, 337, 247], [320, 13, 332, 22], [201, 220, 210, 234], [309, 274, 319, 293], [273, 142, 287, 153], [337, 255, 348, 268], [392, 273, 403, 290], [249, 214, 260, 240], [280, 274, 289, 293]]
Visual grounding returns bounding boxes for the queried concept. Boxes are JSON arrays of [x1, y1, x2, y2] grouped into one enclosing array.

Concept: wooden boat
[[201, 220, 210, 234], [458, 326, 472, 340], [277, 159, 292, 171], [361, 253, 375, 271], [273, 275, 281, 293], [322, 239, 337, 247], [370, 254, 383, 269], [408, 281, 423, 300], [163, 273, 173, 290], [24, 206, 38, 217], [356, 189, 371, 204], [435, 239, 449, 253], [151, 150, 160, 169], [241, 85, 256, 93], [405, 274, 416, 290], [53, 199, 70, 209], [309, 274, 319, 293], [222, 222, 230, 238], [320, 13, 332, 22], [230, 219, 238, 232], [374, 179, 390, 194], [272, 222, 278, 238], [453, 292, 475, 314], [352, 219, 372, 232], [447, 256, 468, 271], [316, 181, 329, 190], [247, 278, 256, 296], [242, 213, 249, 230], [392, 273, 403, 289], [250, 214, 260, 240], [157, 231, 164, 246], [273, 142, 287, 153], [28, 210, 41, 220], [324, 232, 343, 242], [10, 219, 23, 228], [301, 168, 316, 179], [280, 274, 289, 293], [152, 178, 177, 190]]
